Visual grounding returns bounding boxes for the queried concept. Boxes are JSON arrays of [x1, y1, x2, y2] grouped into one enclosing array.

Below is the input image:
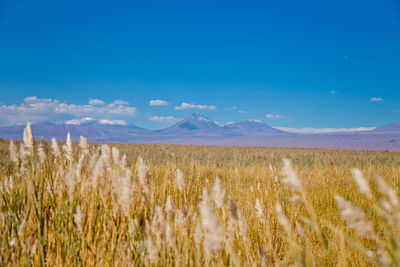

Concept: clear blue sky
[[0, 0, 399, 129]]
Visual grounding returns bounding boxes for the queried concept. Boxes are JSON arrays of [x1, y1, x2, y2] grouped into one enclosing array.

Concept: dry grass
[[1, 125, 400, 266]]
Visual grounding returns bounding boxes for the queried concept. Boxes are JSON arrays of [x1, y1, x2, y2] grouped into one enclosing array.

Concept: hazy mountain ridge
[[0, 113, 399, 151]]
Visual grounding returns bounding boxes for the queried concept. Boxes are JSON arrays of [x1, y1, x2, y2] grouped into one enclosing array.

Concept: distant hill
[[0, 113, 399, 151], [224, 120, 285, 135], [373, 122, 400, 133]]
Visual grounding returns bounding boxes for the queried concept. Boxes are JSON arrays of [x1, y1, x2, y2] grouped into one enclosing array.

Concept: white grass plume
[[275, 203, 290, 232], [63, 132, 73, 162], [116, 169, 136, 217], [335, 195, 376, 239], [165, 195, 176, 221], [51, 138, 60, 157], [255, 198, 265, 222], [351, 168, 372, 198], [137, 156, 151, 195], [199, 189, 225, 260], [281, 158, 302, 190], [37, 142, 46, 163], [23, 122, 34, 155], [9, 140, 19, 164], [212, 176, 226, 209], [79, 136, 88, 154], [176, 168, 186, 193]]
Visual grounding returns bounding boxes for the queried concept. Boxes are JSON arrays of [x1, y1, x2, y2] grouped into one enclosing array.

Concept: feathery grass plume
[[79, 136, 88, 154], [91, 154, 107, 190], [255, 198, 265, 222], [259, 247, 268, 267], [377, 176, 399, 210], [227, 197, 239, 221], [212, 176, 226, 209], [226, 218, 236, 243], [74, 205, 84, 235], [75, 154, 85, 184], [51, 138, 60, 157], [165, 223, 176, 247], [9, 140, 19, 164], [165, 195, 176, 221], [281, 158, 302, 190], [18, 143, 28, 174], [63, 132, 73, 162], [111, 147, 120, 165], [289, 194, 301, 203], [201, 187, 212, 207], [137, 156, 151, 195], [199, 189, 225, 260], [250, 185, 254, 193], [37, 142, 46, 163], [116, 169, 136, 217], [88, 149, 100, 172], [334, 195, 376, 239], [65, 166, 76, 199], [193, 222, 203, 248], [151, 205, 166, 248], [145, 221, 159, 264], [23, 122, 34, 155], [121, 154, 127, 169], [176, 207, 188, 236], [176, 168, 186, 193], [275, 203, 290, 232], [351, 168, 372, 198], [295, 222, 305, 236], [101, 144, 112, 169]]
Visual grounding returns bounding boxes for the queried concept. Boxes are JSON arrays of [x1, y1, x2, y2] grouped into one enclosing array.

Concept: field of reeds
[[1, 123, 400, 266]]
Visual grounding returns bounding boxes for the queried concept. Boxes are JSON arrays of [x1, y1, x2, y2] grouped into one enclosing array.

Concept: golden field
[[1, 124, 400, 266]]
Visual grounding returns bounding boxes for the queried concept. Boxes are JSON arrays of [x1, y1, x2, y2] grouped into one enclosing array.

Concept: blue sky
[[0, 0, 399, 130]]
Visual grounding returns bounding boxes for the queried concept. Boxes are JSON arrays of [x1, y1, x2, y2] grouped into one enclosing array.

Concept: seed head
[[351, 168, 371, 198], [176, 168, 186, 193], [51, 138, 60, 157], [335, 195, 376, 239], [212, 176, 226, 209], [281, 158, 302, 190]]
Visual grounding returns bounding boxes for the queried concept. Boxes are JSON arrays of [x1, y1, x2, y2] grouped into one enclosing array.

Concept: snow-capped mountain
[[159, 113, 232, 136]]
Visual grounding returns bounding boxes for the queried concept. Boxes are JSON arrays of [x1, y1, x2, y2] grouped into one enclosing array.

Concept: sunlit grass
[[0, 124, 400, 266]]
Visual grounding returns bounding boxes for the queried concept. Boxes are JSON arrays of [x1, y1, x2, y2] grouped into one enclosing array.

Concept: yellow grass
[[1, 129, 400, 266]]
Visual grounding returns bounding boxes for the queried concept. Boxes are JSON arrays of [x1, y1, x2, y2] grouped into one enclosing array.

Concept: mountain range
[[0, 113, 399, 151]]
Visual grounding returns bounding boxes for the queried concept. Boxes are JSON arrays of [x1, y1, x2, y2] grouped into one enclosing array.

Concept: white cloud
[[149, 116, 180, 123], [89, 99, 105, 105], [370, 97, 383, 102], [0, 96, 137, 126], [265, 113, 283, 119], [394, 110, 400, 113], [238, 110, 247, 114], [113, 99, 129, 105], [174, 102, 217, 111], [150, 99, 169, 106], [64, 118, 128, 126], [273, 126, 376, 134], [330, 90, 337, 94]]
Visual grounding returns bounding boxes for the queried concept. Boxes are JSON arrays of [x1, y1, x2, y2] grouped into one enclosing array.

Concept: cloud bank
[[0, 96, 137, 126], [273, 126, 376, 134], [174, 102, 216, 111], [265, 114, 283, 119], [370, 97, 383, 102], [149, 100, 169, 106]]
